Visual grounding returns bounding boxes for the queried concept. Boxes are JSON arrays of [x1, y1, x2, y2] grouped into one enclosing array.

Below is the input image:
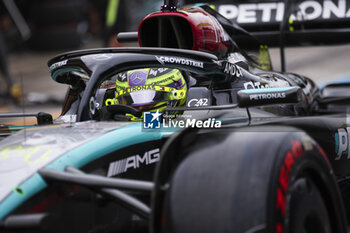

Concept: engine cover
[[138, 7, 231, 58]]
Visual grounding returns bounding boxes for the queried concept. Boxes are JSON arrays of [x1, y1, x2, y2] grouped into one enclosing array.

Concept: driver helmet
[[105, 68, 187, 121]]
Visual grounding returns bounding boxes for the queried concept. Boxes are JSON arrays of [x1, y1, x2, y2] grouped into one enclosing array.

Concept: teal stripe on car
[[0, 123, 173, 220], [8, 125, 34, 133], [0, 174, 47, 220], [46, 123, 172, 171], [52, 68, 80, 81]]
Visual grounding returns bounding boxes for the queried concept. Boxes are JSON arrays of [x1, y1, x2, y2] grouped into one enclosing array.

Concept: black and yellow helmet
[[105, 68, 187, 120]]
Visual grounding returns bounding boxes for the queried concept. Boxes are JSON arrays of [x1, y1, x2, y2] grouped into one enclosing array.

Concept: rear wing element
[[184, 0, 350, 46]]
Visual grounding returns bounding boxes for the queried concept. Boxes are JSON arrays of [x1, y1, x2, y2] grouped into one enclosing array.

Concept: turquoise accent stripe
[[0, 123, 173, 220], [0, 174, 47, 220], [335, 133, 339, 155], [8, 125, 34, 133], [241, 87, 294, 94], [46, 123, 172, 171]]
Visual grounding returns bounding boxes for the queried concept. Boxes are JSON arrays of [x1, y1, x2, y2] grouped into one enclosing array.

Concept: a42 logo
[[187, 98, 209, 107]]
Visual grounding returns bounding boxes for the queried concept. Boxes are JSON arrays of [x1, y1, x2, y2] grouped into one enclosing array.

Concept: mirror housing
[[237, 86, 301, 108]]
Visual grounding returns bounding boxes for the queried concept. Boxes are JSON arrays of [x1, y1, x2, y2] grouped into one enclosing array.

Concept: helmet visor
[[115, 85, 179, 109]]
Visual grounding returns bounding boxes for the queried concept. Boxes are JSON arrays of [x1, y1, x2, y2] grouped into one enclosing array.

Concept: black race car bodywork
[[1, 1, 350, 233]]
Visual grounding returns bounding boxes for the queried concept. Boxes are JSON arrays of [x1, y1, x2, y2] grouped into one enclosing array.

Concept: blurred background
[[0, 0, 350, 124], [0, 0, 162, 124]]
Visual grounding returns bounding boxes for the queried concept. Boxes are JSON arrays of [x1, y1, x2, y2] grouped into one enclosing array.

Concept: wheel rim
[[289, 176, 332, 233]]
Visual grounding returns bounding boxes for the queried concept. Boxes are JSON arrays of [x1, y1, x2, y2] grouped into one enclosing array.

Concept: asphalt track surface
[[1, 43, 350, 124]]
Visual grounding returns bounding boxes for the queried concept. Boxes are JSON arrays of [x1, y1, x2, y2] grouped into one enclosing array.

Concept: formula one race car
[[1, 0, 350, 233]]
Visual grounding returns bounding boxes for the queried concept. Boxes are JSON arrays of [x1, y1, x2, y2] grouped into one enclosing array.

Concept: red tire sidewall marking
[[275, 140, 303, 233]]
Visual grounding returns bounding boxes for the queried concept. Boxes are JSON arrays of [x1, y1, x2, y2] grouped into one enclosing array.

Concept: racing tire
[[153, 127, 347, 233]]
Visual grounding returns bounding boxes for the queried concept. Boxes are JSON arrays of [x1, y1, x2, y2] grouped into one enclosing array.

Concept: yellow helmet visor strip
[[105, 85, 186, 106]]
